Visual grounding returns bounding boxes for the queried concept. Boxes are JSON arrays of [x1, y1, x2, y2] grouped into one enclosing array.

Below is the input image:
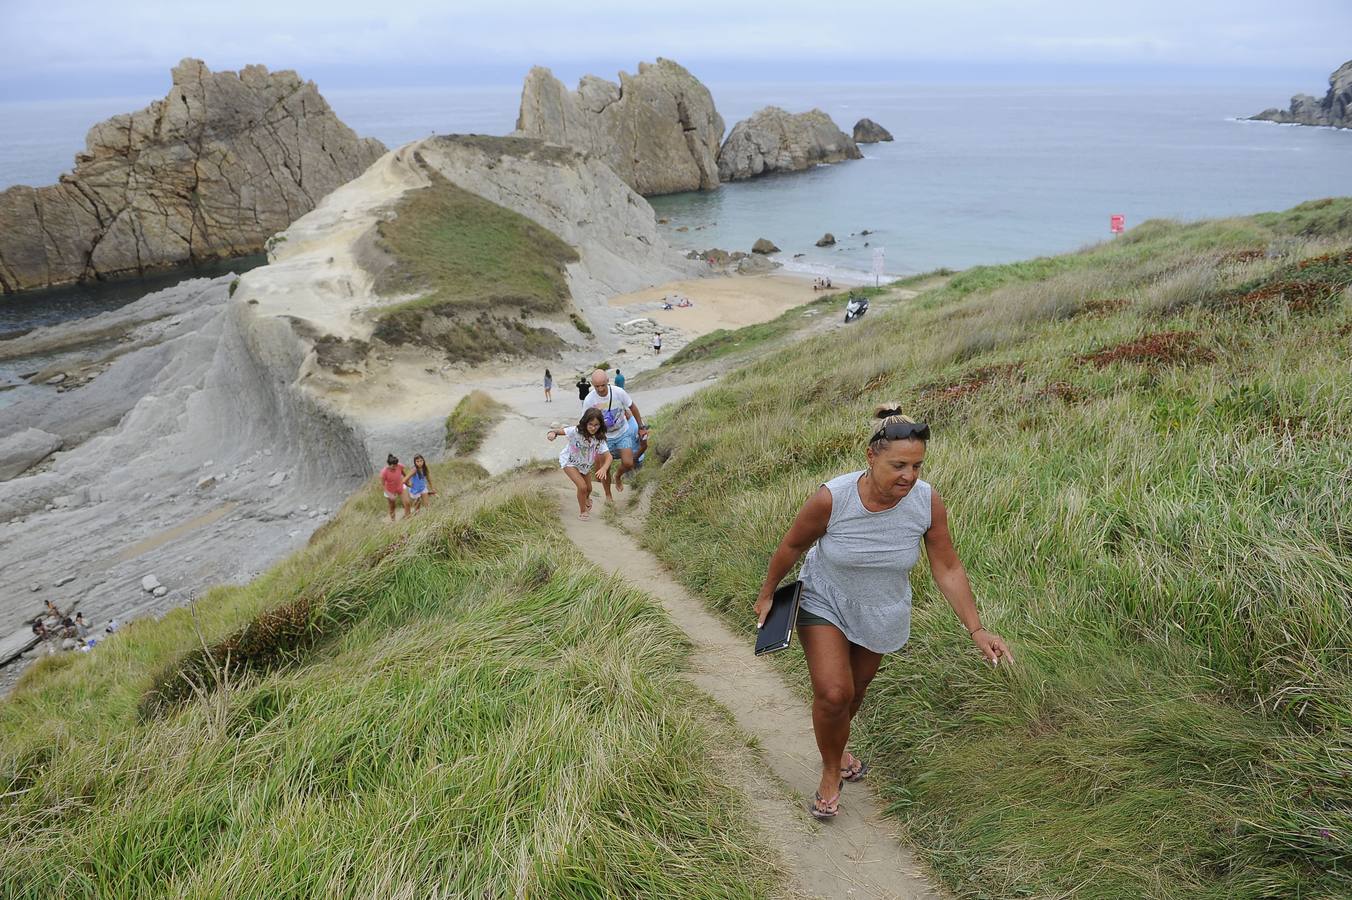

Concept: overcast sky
[[3, 0, 1349, 100]]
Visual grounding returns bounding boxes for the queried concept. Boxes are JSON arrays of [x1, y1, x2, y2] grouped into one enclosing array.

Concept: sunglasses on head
[[870, 421, 930, 443]]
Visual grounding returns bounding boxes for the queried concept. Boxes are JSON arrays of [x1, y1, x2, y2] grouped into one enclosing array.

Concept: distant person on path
[[547, 408, 611, 520], [576, 375, 589, 402], [581, 369, 644, 499], [652, 332, 663, 354], [380, 454, 411, 521], [614, 369, 626, 388], [404, 454, 436, 514], [754, 405, 1014, 820], [544, 368, 554, 403]]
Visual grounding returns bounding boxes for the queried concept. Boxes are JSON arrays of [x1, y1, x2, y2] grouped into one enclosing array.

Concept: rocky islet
[[716, 106, 863, 182]]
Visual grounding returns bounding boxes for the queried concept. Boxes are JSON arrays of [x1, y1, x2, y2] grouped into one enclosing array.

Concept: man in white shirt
[[581, 368, 646, 500]]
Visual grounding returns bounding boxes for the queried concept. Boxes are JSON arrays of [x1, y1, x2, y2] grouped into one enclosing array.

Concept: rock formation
[[1250, 60, 1352, 129], [514, 58, 724, 196], [0, 58, 386, 294], [853, 118, 894, 143], [816, 233, 836, 247], [752, 238, 780, 255], [717, 107, 862, 182]]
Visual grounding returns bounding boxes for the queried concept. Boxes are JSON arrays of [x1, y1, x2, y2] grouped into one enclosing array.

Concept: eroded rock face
[[1251, 59, 1352, 129], [853, 118, 894, 143], [514, 58, 724, 196], [717, 107, 862, 181], [0, 59, 386, 294]]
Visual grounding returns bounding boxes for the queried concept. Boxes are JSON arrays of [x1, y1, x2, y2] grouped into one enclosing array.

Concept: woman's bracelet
[[967, 625, 987, 637]]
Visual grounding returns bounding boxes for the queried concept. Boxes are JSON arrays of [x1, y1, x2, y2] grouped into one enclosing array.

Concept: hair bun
[[873, 402, 904, 419]]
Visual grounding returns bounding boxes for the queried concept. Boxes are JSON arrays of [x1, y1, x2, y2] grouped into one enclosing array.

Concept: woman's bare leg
[[386, 497, 397, 522], [799, 624, 855, 802]]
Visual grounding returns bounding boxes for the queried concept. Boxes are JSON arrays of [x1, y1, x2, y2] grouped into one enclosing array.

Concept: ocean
[[1, 80, 1348, 302]]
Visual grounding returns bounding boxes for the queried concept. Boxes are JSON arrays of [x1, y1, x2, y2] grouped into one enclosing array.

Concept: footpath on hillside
[[549, 478, 944, 900]]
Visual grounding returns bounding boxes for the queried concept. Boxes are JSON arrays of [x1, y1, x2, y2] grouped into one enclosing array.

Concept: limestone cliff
[[717, 107, 862, 181], [514, 58, 724, 196], [1250, 60, 1352, 129], [0, 59, 386, 294]]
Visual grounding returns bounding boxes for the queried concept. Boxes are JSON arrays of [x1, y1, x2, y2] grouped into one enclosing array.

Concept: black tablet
[[754, 580, 803, 656]]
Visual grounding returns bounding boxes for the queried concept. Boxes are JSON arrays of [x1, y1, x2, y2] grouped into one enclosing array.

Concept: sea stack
[[852, 118, 894, 143], [514, 59, 724, 196], [0, 59, 386, 294], [1250, 59, 1352, 129], [717, 107, 862, 182]]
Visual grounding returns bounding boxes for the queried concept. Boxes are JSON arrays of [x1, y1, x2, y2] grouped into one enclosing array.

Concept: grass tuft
[[444, 390, 508, 454]]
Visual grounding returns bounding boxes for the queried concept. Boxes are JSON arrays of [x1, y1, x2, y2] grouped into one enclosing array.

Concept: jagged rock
[[736, 255, 781, 275], [816, 233, 836, 247], [267, 471, 287, 488], [30, 583, 40, 592], [717, 107, 862, 181], [853, 118, 894, 143], [514, 58, 724, 196], [195, 475, 216, 491], [0, 59, 386, 294], [752, 238, 780, 255], [0, 427, 63, 479], [1250, 59, 1352, 129], [141, 575, 161, 592]]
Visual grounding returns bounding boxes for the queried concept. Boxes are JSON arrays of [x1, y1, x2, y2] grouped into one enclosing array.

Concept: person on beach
[[547, 408, 611, 520], [403, 454, 436, 513], [652, 332, 663, 354], [614, 369, 626, 389], [753, 405, 1014, 820], [576, 375, 590, 402], [380, 454, 411, 521], [581, 369, 644, 499], [544, 368, 554, 403]]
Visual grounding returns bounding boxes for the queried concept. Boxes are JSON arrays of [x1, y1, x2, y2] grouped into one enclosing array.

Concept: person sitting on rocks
[[74, 612, 90, 639]]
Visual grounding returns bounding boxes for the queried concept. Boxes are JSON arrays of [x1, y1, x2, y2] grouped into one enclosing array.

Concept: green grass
[[444, 389, 508, 454], [0, 464, 780, 898], [638, 198, 1352, 898], [370, 166, 579, 363]]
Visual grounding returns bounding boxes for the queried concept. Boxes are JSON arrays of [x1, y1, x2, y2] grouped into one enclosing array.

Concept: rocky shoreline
[[1250, 59, 1352, 129]]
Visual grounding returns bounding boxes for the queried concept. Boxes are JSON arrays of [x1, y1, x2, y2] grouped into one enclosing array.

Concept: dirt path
[[552, 481, 943, 900]]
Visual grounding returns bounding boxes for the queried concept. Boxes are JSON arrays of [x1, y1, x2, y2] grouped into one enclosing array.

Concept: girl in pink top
[[380, 454, 411, 521]]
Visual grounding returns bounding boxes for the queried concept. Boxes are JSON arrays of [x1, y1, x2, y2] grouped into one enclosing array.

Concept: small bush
[[569, 313, 593, 335]]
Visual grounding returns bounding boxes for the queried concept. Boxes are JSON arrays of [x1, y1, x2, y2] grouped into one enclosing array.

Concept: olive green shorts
[[796, 609, 835, 629]]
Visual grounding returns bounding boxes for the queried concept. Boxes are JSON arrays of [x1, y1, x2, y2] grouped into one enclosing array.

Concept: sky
[[2, 0, 1349, 100]]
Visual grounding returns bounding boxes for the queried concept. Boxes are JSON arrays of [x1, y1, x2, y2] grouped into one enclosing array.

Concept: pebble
[[299, 504, 308, 511], [202, 460, 214, 469], [45, 373, 67, 385], [152, 586, 168, 597], [268, 471, 287, 488], [30, 583, 40, 592], [141, 574, 162, 592], [196, 476, 217, 491], [308, 510, 318, 518], [55, 575, 76, 587]]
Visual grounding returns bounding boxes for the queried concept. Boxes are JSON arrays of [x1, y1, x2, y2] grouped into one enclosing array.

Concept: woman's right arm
[[754, 486, 832, 627]]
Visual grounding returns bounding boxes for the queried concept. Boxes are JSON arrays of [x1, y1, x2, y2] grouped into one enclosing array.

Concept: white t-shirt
[[582, 386, 634, 439], [558, 426, 609, 472]]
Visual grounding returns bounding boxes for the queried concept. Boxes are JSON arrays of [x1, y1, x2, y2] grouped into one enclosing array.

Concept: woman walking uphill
[[754, 405, 1014, 820]]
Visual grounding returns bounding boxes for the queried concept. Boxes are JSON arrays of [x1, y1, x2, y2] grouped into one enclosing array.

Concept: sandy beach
[[607, 273, 819, 339]]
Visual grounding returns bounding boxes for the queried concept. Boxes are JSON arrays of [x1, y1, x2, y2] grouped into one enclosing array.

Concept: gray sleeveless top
[[799, 471, 933, 653]]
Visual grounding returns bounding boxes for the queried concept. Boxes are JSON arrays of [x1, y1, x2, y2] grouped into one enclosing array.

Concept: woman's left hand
[[973, 629, 1015, 667]]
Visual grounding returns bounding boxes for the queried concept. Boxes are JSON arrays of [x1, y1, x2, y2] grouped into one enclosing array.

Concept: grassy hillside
[[640, 199, 1352, 898], [371, 160, 578, 363], [0, 464, 778, 898]]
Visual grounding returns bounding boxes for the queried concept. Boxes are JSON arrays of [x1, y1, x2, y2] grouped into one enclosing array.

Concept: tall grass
[[444, 389, 508, 454], [639, 199, 1352, 897], [0, 463, 780, 898]]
